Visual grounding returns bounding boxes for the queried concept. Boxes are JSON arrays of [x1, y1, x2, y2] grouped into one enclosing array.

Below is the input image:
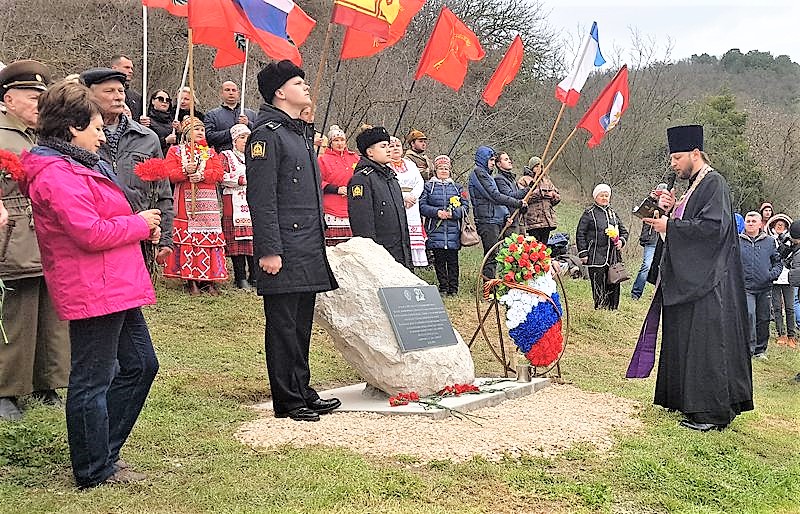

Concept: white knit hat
[[592, 183, 611, 199], [230, 123, 251, 142], [327, 124, 345, 142]]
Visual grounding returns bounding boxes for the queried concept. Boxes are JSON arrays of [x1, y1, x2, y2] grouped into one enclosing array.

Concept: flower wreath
[[489, 233, 564, 367]]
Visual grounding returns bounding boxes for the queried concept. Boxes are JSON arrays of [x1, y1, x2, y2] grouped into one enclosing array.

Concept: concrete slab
[[252, 377, 551, 419]]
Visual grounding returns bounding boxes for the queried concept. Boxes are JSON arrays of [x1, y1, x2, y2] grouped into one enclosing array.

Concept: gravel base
[[235, 384, 643, 462]]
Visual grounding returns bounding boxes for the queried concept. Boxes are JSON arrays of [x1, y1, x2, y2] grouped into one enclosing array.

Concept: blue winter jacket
[[468, 146, 522, 225], [419, 178, 468, 250], [738, 231, 782, 293]]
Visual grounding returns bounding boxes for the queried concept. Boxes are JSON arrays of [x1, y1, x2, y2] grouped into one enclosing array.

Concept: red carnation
[[534, 264, 541, 273], [0, 149, 25, 184], [504, 272, 515, 282], [505, 255, 514, 263], [134, 158, 170, 182], [516, 235, 525, 244], [509, 243, 518, 252]]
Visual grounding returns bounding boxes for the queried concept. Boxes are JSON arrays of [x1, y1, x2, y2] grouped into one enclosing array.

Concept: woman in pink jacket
[[21, 82, 161, 488]]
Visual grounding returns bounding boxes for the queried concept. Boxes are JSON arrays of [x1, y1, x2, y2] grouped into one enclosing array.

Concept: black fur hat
[[257, 60, 304, 104], [356, 126, 391, 155]]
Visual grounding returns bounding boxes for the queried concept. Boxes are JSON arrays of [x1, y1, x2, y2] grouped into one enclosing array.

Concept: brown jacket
[[0, 109, 41, 280], [518, 173, 559, 229], [404, 149, 433, 181]]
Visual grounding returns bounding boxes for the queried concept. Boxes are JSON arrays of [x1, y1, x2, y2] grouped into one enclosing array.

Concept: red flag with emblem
[[577, 65, 629, 148], [142, 0, 188, 17], [340, 0, 425, 60], [481, 35, 524, 107], [413, 7, 485, 91]]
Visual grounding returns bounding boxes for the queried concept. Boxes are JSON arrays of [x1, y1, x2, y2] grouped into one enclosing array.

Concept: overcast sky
[[540, 0, 800, 66]]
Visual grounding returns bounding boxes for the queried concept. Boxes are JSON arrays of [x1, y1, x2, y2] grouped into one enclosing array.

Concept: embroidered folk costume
[[162, 118, 228, 287], [389, 141, 428, 266]]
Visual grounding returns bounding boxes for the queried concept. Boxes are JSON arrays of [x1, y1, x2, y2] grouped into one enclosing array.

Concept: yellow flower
[[605, 225, 619, 239], [449, 196, 461, 208]]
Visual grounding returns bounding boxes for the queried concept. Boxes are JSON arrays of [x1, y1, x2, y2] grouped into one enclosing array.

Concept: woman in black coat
[[143, 89, 175, 156], [576, 183, 629, 309]]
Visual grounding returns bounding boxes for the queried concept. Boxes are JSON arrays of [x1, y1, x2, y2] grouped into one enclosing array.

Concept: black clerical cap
[[667, 125, 703, 153]]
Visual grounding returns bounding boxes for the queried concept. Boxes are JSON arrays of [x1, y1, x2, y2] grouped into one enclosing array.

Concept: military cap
[[79, 67, 127, 88], [0, 60, 50, 93], [405, 129, 427, 145]]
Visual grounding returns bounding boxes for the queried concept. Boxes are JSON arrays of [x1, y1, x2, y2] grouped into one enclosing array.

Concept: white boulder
[[314, 237, 475, 396]]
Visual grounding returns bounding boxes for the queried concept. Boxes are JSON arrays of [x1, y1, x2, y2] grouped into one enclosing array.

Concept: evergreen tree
[[694, 90, 763, 212]]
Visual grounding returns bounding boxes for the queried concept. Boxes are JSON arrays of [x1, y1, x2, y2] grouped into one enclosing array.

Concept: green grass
[[1, 200, 799, 513]]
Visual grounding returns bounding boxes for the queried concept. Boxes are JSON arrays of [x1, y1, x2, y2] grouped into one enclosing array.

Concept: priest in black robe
[[629, 124, 753, 432]]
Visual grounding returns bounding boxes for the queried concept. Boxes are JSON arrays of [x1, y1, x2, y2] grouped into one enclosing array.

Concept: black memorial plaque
[[377, 285, 459, 352]]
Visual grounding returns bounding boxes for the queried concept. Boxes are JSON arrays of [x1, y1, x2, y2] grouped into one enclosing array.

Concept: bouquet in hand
[[605, 225, 620, 245], [435, 195, 462, 229]]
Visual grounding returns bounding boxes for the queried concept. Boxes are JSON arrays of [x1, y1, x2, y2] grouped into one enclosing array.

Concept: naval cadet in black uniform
[[347, 126, 413, 269], [245, 60, 340, 422]]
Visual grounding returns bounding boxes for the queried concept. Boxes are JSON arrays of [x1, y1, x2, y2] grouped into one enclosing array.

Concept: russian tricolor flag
[[233, 0, 316, 64], [555, 22, 605, 107]]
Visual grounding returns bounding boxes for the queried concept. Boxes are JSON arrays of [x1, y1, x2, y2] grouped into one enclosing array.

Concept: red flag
[[332, 0, 399, 40], [340, 0, 424, 60], [577, 65, 629, 148], [481, 35, 524, 107], [142, 0, 188, 17], [189, 0, 313, 67], [414, 7, 485, 91], [189, 0, 251, 68]]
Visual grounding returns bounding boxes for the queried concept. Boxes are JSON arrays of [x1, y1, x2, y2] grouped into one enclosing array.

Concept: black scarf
[[38, 137, 100, 169], [103, 114, 129, 161]]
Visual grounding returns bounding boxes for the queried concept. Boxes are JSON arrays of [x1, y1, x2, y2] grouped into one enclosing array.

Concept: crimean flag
[[332, 0, 400, 40], [556, 21, 605, 107], [413, 7, 485, 91], [577, 65, 629, 148], [340, 0, 424, 60], [231, 0, 316, 65], [481, 35, 524, 107], [142, 0, 189, 17]]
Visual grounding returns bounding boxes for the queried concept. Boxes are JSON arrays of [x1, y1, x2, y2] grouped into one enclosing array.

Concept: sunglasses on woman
[[155, 95, 170, 102]]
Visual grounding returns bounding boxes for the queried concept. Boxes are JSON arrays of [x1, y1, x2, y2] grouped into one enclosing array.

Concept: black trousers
[[262, 292, 320, 413], [432, 248, 460, 294], [232, 255, 256, 283], [526, 227, 553, 246], [588, 266, 620, 310], [476, 222, 502, 279]]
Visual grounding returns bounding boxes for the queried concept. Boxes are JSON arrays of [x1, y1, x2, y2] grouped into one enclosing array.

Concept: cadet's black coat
[[347, 157, 412, 269], [245, 103, 338, 295]]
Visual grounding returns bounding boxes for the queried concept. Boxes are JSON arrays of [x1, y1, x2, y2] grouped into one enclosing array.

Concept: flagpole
[[392, 80, 416, 136], [171, 47, 190, 142], [142, 5, 148, 118], [240, 38, 250, 117], [319, 58, 342, 148], [312, 21, 335, 108], [541, 103, 566, 163], [501, 125, 579, 236], [187, 28, 197, 218], [447, 96, 482, 156]]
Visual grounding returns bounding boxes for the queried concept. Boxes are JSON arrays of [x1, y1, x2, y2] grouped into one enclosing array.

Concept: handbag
[[606, 250, 630, 284], [460, 215, 481, 247]]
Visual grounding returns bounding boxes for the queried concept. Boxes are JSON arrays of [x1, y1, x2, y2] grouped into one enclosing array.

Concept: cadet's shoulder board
[[350, 184, 364, 198], [264, 121, 281, 130]]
